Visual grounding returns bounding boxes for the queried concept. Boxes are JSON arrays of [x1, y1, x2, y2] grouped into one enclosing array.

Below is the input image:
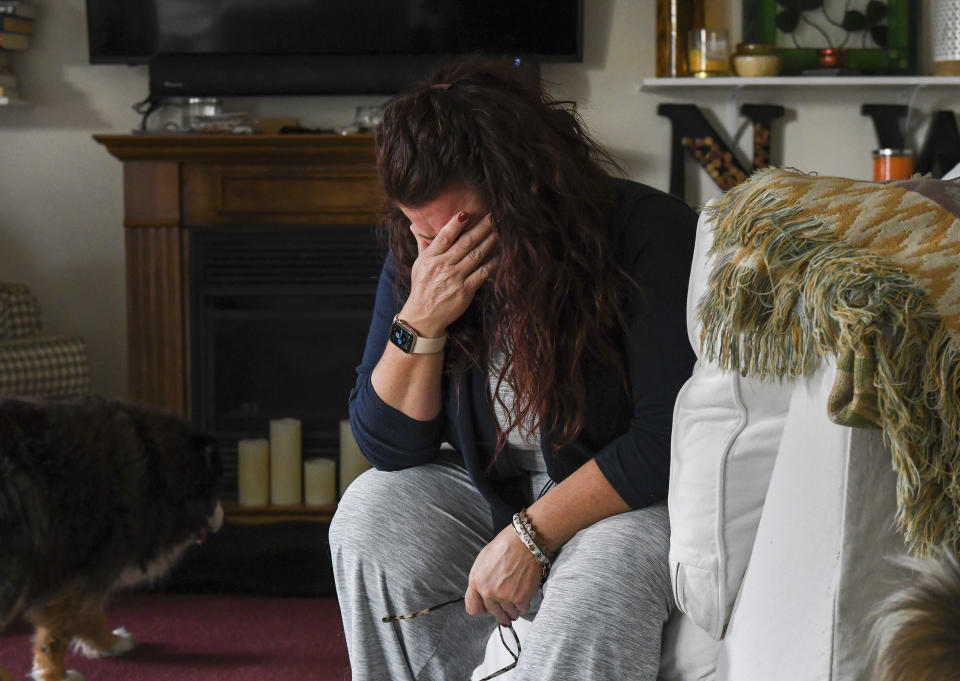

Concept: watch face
[[390, 320, 415, 353]]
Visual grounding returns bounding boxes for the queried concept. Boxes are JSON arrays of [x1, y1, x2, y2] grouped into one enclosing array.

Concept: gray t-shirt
[[489, 353, 547, 474]]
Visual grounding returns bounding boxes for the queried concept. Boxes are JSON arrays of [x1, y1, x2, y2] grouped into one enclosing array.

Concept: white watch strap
[[410, 332, 447, 354]]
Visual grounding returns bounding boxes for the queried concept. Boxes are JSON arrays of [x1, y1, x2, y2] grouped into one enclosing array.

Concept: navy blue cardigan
[[348, 179, 697, 531]]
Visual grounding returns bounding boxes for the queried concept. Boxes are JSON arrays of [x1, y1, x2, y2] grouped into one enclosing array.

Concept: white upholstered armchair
[[666, 195, 911, 681], [478, 168, 960, 679]]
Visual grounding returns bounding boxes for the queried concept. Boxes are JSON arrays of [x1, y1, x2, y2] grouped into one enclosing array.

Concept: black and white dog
[[0, 396, 222, 681]]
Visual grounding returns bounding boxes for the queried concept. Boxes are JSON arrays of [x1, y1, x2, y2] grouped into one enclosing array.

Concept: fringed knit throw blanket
[[700, 167, 960, 555]]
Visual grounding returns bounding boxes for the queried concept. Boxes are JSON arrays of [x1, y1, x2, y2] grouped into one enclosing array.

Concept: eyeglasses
[[381, 596, 521, 680]]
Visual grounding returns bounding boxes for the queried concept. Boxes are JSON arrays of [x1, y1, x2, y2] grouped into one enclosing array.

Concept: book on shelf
[[0, 30, 28, 50], [0, 15, 32, 33], [0, 85, 19, 98], [0, 2, 36, 20]]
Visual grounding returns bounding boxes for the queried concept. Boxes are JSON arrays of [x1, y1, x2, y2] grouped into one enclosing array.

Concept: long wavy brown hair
[[376, 59, 630, 452]]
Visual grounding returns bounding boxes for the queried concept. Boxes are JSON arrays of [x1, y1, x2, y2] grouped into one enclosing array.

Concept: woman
[[329, 60, 697, 680]]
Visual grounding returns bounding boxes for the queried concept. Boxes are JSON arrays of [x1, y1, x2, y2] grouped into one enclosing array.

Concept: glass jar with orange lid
[[873, 149, 915, 181]]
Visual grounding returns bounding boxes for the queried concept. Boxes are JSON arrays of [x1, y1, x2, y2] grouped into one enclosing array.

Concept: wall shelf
[[0, 96, 27, 106], [642, 76, 960, 138], [642, 76, 960, 89]]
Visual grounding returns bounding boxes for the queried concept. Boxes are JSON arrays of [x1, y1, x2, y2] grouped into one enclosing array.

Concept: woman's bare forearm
[[370, 341, 445, 421], [525, 458, 630, 553]]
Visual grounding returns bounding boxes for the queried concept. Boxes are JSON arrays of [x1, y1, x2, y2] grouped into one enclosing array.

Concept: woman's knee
[[546, 504, 672, 610], [329, 468, 403, 556], [329, 460, 492, 566], [566, 504, 668, 563]]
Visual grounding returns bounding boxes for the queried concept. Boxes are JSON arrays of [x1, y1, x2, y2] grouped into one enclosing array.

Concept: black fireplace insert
[[189, 224, 384, 499]]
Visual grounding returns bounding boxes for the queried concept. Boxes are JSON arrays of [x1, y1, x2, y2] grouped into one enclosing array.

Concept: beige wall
[[0, 0, 956, 398]]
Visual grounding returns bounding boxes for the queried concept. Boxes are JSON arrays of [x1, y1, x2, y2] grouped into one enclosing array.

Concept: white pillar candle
[[304, 458, 337, 506], [270, 417, 302, 505], [237, 438, 270, 506], [339, 419, 371, 498]]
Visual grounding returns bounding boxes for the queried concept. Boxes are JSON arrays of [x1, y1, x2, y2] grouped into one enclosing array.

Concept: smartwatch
[[389, 315, 447, 354]]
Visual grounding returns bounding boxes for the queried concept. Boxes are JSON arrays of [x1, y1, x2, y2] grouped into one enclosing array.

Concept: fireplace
[[96, 134, 383, 593], [190, 224, 383, 498]]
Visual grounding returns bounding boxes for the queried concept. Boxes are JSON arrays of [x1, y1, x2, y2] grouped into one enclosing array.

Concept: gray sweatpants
[[329, 454, 672, 681]]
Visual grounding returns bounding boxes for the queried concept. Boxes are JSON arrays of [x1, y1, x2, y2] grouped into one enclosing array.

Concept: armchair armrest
[[669, 203, 792, 640]]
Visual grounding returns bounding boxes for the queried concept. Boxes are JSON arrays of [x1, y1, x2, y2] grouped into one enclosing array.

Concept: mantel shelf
[[222, 500, 335, 524], [641, 76, 960, 90], [93, 132, 377, 163]]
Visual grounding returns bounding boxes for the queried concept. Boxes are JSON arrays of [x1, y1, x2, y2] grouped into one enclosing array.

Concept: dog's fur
[[871, 547, 960, 681], [0, 396, 222, 681]]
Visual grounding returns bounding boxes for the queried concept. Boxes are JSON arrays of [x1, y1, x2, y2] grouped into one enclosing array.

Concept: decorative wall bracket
[[657, 102, 785, 200], [916, 110, 960, 177]]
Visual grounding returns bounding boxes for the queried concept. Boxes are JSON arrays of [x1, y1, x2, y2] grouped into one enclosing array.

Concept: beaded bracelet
[[511, 508, 552, 582]]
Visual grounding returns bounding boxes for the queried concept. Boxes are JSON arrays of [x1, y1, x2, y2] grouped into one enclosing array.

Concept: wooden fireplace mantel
[[94, 132, 378, 163], [94, 133, 382, 416]]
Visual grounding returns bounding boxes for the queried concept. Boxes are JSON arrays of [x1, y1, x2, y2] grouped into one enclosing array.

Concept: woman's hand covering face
[[398, 203, 499, 337]]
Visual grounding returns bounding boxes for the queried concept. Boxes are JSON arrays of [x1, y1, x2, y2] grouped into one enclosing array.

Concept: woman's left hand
[[464, 525, 543, 626]]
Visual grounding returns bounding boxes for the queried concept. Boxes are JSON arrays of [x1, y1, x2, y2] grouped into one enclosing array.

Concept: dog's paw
[[72, 627, 135, 659], [105, 627, 135, 656], [29, 666, 85, 681]]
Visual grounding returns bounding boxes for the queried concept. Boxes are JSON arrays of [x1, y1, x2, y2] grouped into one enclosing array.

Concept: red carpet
[[0, 593, 351, 681]]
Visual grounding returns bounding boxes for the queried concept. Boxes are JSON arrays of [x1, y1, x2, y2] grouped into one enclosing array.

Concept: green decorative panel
[[742, 0, 917, 75]]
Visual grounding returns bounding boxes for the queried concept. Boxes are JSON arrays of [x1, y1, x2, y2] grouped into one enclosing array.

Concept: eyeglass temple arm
[[381, 596, 466, 622]]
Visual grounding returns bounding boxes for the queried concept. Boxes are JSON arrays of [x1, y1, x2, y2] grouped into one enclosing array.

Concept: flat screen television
[[85, 0, 583, 96]]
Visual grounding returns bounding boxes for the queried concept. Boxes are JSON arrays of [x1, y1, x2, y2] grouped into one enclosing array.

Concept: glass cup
[[688, 29, 730, 78], [185, 97, 222, 130]]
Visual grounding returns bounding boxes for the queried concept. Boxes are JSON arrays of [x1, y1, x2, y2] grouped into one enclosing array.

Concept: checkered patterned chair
[[0, 283, 91, 399]]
